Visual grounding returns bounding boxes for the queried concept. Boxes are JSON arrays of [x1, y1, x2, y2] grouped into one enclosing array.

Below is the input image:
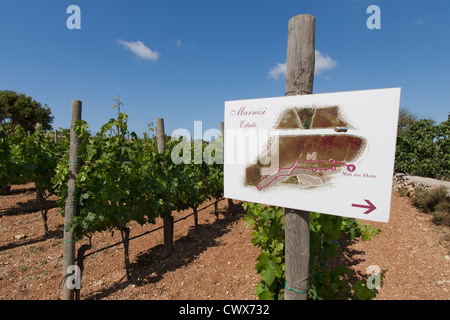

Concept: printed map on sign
[[224, 88, 401, 222], [246, 105, 364, 191]]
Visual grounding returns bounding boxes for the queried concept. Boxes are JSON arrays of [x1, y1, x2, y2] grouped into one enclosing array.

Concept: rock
[[392, 173, 450, 197], [404, 176, 450, 193], [14, 234, 26, 240]]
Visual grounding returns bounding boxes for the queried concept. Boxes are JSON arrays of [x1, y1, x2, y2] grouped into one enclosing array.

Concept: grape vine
[[0, 125, 67, 235], [0, 100, 385, 299], [51, 110, 224, 278], [243, 202, 381, 300]]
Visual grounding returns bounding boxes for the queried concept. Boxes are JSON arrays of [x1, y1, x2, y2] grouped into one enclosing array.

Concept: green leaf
[[260, 263, 276, 286], [256, 285, 275, 300]]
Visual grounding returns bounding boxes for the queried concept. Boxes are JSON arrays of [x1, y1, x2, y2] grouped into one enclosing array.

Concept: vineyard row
[[0, 112, 226, 295]]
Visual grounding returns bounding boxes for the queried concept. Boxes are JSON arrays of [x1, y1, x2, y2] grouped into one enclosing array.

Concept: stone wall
[[393, 173, 450, 197]]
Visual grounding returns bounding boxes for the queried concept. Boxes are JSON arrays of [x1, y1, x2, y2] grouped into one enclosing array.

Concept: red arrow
[[352, 200, 376, 214]]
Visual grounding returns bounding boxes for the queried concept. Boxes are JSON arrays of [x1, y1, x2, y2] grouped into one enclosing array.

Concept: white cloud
[[116, 39, 159, 61], [267, 62, 287, 80], [413, 17, 428, 26], [315, 50, 337, 75], [176, 40, 183, 47], [267, 50, 337, 79]]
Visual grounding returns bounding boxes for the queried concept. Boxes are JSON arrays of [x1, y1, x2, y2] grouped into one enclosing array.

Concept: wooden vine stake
[[156, 118, 174, 256], [62, 100, 82, 300], [283, 14, 315, 300]]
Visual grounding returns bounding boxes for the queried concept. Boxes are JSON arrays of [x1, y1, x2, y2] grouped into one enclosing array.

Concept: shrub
[[411, 186, 450, 226], [411, 186, 448, 213]]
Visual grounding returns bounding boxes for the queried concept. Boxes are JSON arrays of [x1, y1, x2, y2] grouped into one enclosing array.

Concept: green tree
[[0, 90, 54, 132], [397, 107, 420, 135], [395, 115, 449, 179]]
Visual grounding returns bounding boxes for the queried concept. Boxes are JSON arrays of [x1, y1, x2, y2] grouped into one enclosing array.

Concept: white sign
[[224, 88, 401, 222]]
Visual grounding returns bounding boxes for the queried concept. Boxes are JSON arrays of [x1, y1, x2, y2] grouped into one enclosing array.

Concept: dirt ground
[[0, 183, 449, 300]]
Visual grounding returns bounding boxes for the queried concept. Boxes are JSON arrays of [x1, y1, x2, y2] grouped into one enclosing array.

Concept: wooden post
[[283, 14, 315, 300], [156, 118, 173, 256], [193, 207, 199, 229], [156, 118, 166, 162], [62, 100, 82, 300]]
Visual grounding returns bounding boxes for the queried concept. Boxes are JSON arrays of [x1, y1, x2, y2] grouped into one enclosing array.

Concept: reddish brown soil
[[0, 183, 449, 300]]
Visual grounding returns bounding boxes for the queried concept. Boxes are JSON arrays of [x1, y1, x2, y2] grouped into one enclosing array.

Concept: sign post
[[283, 14, 315, 300], [223, 14, 401, 300], [224, 88, 400, 221]]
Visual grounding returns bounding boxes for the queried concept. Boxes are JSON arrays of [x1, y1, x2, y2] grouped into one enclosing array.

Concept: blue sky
[[0, 0, 449, 137]]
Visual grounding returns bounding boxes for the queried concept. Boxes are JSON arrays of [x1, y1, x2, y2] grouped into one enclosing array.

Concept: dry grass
[[411, 186, 450, 227]]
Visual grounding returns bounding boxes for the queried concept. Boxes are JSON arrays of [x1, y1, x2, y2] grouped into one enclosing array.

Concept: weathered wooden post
[[283, 14, 315, 300], [156, 118, 174, 256], [62, 100, 82, 300]]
